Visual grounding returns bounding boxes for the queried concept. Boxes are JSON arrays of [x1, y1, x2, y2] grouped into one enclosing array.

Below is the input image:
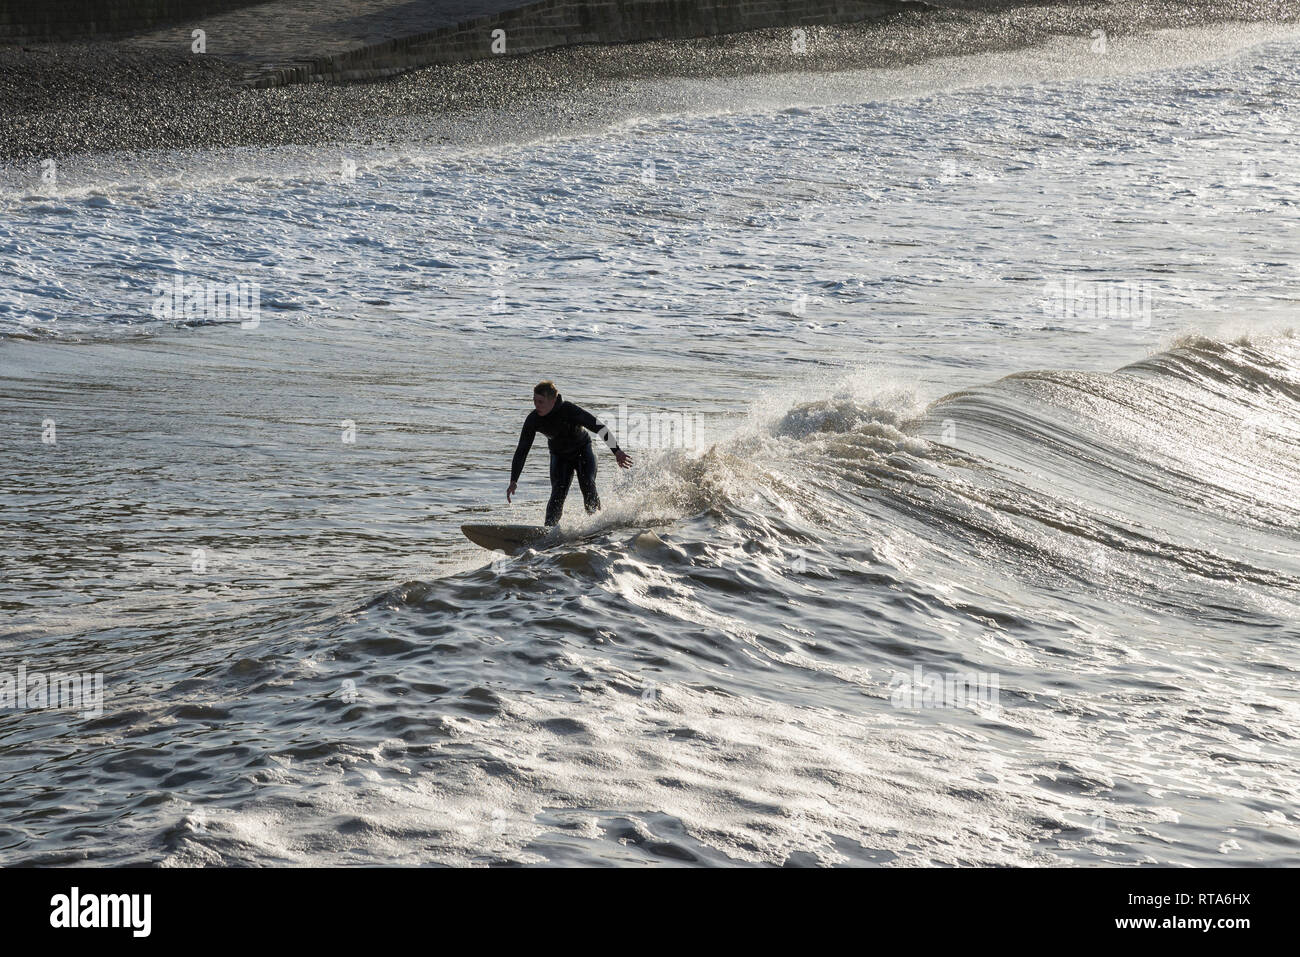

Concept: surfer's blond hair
[[534, 380, 558, 398]]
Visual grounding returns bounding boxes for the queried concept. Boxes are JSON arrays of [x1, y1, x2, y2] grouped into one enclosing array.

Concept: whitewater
[[1, 22, 1298, 865]]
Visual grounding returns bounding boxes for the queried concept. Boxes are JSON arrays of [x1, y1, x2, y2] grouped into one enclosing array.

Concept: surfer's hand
[[615, 450, 633, 469], [507, 481, 517, 503]]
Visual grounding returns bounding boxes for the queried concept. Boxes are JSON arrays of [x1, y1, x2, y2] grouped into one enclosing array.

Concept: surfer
[[507, 381, 632, 525]]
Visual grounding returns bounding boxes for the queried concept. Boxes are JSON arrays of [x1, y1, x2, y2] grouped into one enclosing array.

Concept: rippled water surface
[[2, 24, 1299, 865]]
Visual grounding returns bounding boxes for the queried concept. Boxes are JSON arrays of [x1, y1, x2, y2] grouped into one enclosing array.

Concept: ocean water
[[2, 23, 1299, 865]]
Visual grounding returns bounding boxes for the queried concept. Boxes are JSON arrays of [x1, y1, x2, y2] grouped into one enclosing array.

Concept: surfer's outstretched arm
[[507, 416, 537, 502], [573, 405, 634, 468]]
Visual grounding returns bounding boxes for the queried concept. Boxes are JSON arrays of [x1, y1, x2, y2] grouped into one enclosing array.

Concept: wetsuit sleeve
[[572, 403, 622, 453], [510, 415, 537, 483]]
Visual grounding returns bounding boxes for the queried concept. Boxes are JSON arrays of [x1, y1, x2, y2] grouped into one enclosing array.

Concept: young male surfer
[[507, 381, 633, 526]]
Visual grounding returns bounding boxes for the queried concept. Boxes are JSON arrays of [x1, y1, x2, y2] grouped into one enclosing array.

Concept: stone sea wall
[[0, 0, 264, 39], [264, 1, 925, 86], [0, 0, 927, 84]]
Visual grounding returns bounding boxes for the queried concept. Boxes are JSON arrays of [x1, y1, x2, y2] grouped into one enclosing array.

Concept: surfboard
[[461, 523, 552, 553]]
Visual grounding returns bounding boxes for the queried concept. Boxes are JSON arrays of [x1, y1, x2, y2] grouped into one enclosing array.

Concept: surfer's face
[[534, 392, 557, 416]]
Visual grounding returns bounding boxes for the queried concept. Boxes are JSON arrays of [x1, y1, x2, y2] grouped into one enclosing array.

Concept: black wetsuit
[[510, 394, 621, 526]]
